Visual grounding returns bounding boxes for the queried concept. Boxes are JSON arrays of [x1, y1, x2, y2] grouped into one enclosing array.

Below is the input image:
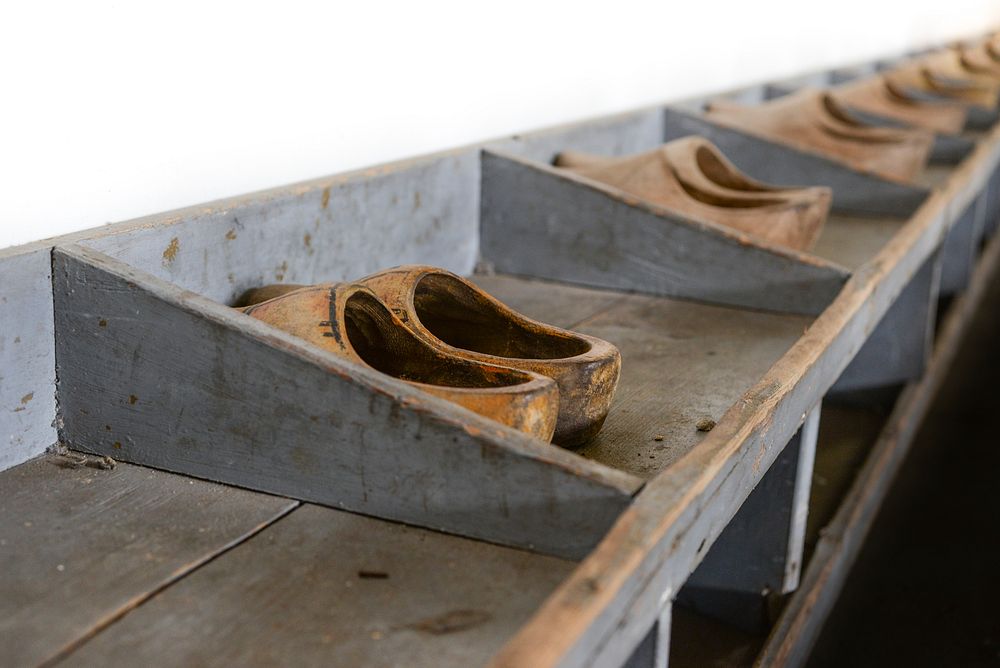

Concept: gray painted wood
[[810, 213, 907, 271], [940, 196, 985, 296], [621, 610, 670, 668], [493, 124, 998, 668], [53, 245, 640, 560], [662, 108, 931, 218], [62, 503, 576, 668], [82, 151, 481, 304], [828, 64, 878, 84], [984, 166, 1000, 239], [480, 150, 850, 316], [0, 245, 57, 471], [831, 252, 940, 393], [474, 275, 813, 479], [676, 406, 819, 632], [966, 106, 1000, 132], [486, 109, 665, 165], [0, 453, 296, 667], [758, 214, 1000, 668]]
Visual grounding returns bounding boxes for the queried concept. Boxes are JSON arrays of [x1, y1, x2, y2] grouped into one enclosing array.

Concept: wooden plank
[[0, 453, 296, 667], [810, 214, 907, 271], [490, 100, 1000, 668], [53, 245, 641, 560], [82, 150, 481, 304], [61, 503, 576, 668], [755, 192, 1000, 668], [480, 150, 850, 316], [830, 252, 940, 393], [472, 275, 813, 479], [676, 406, 819, 633], [662, 108, 931, 218], [0, 245, 56, 471]]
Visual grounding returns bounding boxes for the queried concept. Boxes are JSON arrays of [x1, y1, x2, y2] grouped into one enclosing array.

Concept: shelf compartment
[[480, 149, 851, 317], [53, 245, 640, 560]]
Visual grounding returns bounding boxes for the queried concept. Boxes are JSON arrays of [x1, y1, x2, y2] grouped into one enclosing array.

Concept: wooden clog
[[554, 137, 832, 251], [242, 283, 560, 442], [833, 75, 968, 135], [705, 88, 935, 183], [356, 266, 622, 448], [956, 44, 1000, 79], [886, 60, 1000, 110]]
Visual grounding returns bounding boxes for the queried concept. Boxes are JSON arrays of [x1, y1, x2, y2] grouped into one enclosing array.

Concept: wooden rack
[[2, 33, 999, 668]]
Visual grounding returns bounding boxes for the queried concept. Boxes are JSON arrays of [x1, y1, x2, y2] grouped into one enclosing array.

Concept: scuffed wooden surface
[[0, 246, 56, 471], [63, 504, 575, 668], [0, 454, 295, 667], [473, 275, 812, 479]]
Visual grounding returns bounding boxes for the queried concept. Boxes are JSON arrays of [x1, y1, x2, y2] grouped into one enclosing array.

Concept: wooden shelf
[[474, 275, 811, 479]]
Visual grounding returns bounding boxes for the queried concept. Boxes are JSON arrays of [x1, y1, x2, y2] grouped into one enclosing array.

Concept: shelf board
[[0, 454, 295, 666], [63, 504, 575, 668], [811, 214, 907, 271], [474, 275, 812, 479]]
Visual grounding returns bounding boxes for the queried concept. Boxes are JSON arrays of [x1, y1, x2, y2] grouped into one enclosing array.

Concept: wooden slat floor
[[0, 455, 297, 666], [0, 455, 573, 667]]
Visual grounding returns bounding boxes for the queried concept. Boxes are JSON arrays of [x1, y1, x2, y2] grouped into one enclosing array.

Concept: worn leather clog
[[554, 137, 831, 251], [833, 76, 968, 135], [242, 283, 560, 442], [356, 266, 621, 448], [705, 88, 935, 183]]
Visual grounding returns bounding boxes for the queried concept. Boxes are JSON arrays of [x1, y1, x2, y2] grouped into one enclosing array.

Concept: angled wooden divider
[[479, 150, 850, 316], [662, 108, 931, 217], [52, 244, 641, 560]]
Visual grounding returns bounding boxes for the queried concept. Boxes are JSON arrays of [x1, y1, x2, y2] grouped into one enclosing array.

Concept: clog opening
[[674, 171, 783, 208], [694, 146, 771, 192], [344, 291, 528, 388], [413, 274, 591, 359]]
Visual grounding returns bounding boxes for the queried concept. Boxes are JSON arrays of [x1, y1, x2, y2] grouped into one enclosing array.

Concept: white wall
[[2, 0, 998, 249]]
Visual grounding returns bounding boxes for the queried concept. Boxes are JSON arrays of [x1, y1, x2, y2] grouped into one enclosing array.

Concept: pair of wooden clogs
[[237, 266, 621, 448], [705, 89, 934, 183], [555, 136, 831, 252], [833, 76, 969, 135]]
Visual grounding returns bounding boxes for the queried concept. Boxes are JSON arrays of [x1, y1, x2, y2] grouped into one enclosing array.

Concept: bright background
[[2, 0, 999, 249]]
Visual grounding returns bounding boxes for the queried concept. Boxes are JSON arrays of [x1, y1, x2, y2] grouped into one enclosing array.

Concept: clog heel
[[242, 284, 559, 441]]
